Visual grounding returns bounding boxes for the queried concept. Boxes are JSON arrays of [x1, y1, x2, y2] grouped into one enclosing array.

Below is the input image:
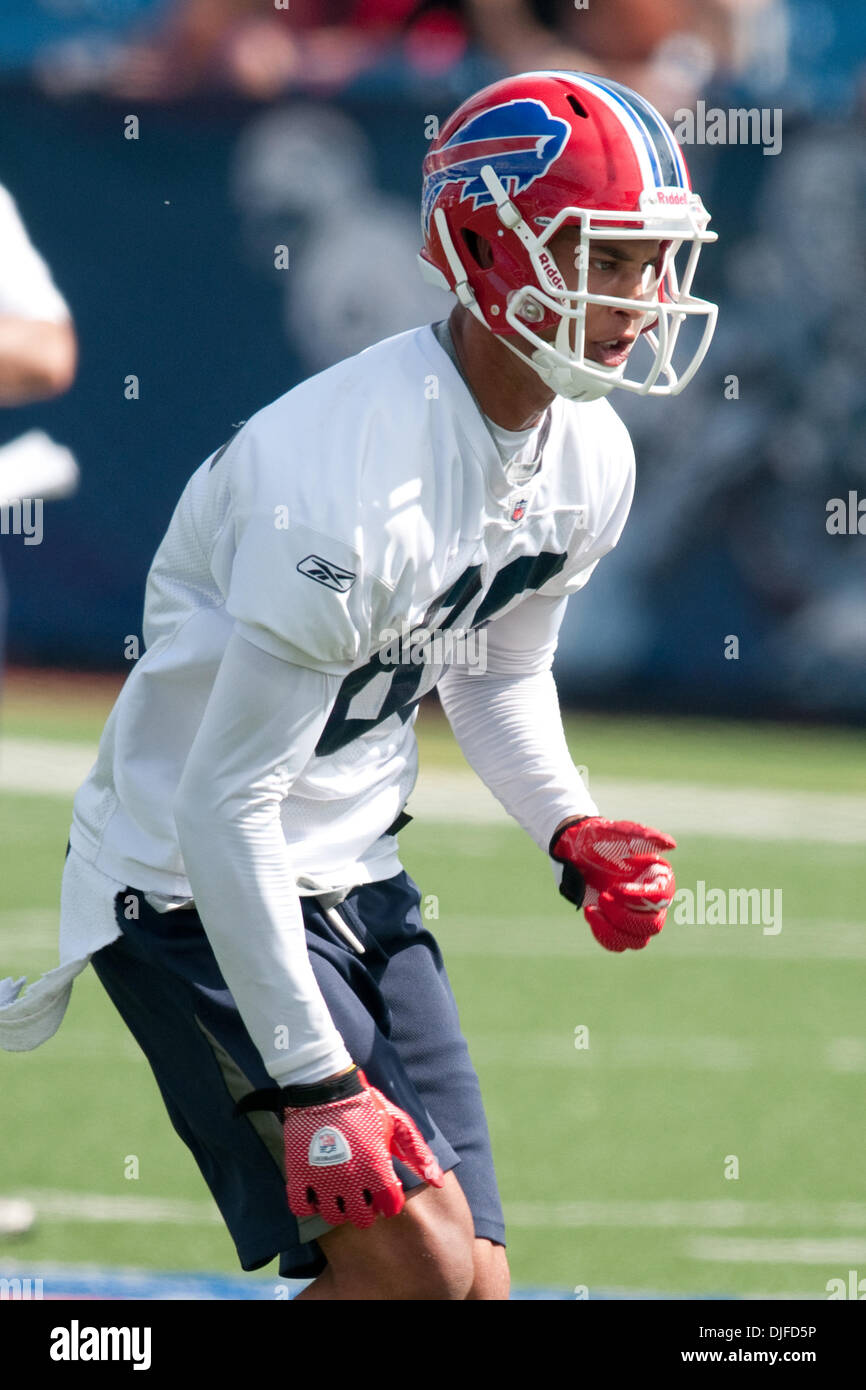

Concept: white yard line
[[440, 917, 866, 962], [687, 1236, 866, 1264], [6, 1190, 222, 1225], [0, 737, 95, 796], [2, 735, 864, 842], [1, 909, 862, 969], [466, 1031, 866, 1073], [468, 1033, 754, 1069], [415, 770, 866, 843], [506, 1200, 866, 1230], [9, 1190, 866, 1233]]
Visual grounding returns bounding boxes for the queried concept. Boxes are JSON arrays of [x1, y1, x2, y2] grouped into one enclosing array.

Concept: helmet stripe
[[577, 74, 686, 188], [544, 70, 657, 189], [598, 77, 688, 186], [503, 71, 687, 190], [574, 74, 665, 185]]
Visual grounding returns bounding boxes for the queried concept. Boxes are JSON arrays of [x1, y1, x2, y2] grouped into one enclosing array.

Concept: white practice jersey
[[71, 322, 634, 901], [0, 182, 71, 322]]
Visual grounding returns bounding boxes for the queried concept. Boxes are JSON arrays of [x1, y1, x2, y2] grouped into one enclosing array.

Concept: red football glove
[[550, 815, 676, 952], [275, 1066, 445, 1229]]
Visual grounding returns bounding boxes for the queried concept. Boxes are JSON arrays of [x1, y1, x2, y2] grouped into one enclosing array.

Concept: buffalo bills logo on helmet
[[422, 99, 570, 236]]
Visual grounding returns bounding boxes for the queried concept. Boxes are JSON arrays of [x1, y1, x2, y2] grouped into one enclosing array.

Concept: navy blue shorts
[[90, 871, 505, 1280]]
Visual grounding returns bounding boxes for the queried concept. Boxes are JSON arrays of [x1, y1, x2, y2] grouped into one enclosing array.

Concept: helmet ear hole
[[461, 228, 494, 270]]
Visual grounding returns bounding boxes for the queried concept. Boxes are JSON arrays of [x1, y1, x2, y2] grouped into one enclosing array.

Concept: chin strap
[[433, 208, 488, 328], [433, 184, 622, 403], [530, 344, 617, 402], [496, 331, 616, 403]]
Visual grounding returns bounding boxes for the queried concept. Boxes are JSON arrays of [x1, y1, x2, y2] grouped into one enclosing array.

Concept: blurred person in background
[[48, 0, 471, 102], [0, 178, 77, 1237], [33, 0, 787, 111], [0, 185, 76, 410], [466, 0, 786, 117]]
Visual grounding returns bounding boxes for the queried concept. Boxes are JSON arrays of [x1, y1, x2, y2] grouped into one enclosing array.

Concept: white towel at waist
[[0, 848, 125, 1051]]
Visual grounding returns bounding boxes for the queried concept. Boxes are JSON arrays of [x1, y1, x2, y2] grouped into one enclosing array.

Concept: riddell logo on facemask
[[654, 189, 688, 206], [538, 251, 566, 290]]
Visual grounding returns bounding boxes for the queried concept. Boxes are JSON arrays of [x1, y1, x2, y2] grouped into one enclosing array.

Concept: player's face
[[544, 229, 663, 369]]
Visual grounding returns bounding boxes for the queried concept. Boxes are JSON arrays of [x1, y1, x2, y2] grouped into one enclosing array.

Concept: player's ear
[[461, 229, 494, 270]]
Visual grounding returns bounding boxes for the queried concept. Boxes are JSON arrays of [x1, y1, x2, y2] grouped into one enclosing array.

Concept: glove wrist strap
[[282, 1066, 363, 1109], [234, 1065, 362, 1118], [549, 816, 594, 910], [549, 815, 592, 859]]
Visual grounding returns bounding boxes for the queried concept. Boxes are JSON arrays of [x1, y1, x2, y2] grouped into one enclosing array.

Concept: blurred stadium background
[[0, 0, 864, 1300]]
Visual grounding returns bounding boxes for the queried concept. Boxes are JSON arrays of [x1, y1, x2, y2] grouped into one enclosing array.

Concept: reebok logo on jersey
[[297, 555, 357, 592], [309, 1127, 352, 1166]]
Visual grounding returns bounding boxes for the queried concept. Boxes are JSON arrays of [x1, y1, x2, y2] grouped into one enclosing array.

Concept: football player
[[0, 180, 77, 1239], [2, 71, 717, 1297]]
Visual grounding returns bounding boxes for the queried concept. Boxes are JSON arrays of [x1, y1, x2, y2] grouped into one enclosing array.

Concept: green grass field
[[1, 673, 864, 1298]]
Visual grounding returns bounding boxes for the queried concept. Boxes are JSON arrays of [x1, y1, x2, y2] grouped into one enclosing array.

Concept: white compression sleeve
[[437, 595, 598, 851], [173, 629, 354, 1086]]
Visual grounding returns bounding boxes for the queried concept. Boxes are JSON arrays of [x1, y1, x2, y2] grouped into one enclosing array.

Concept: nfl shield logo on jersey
[[308, 1127, 352, 1166], [510, 497, 529, 522]]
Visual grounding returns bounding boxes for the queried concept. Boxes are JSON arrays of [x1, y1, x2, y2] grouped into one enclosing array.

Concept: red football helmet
[[419, 71, 718, 402]]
